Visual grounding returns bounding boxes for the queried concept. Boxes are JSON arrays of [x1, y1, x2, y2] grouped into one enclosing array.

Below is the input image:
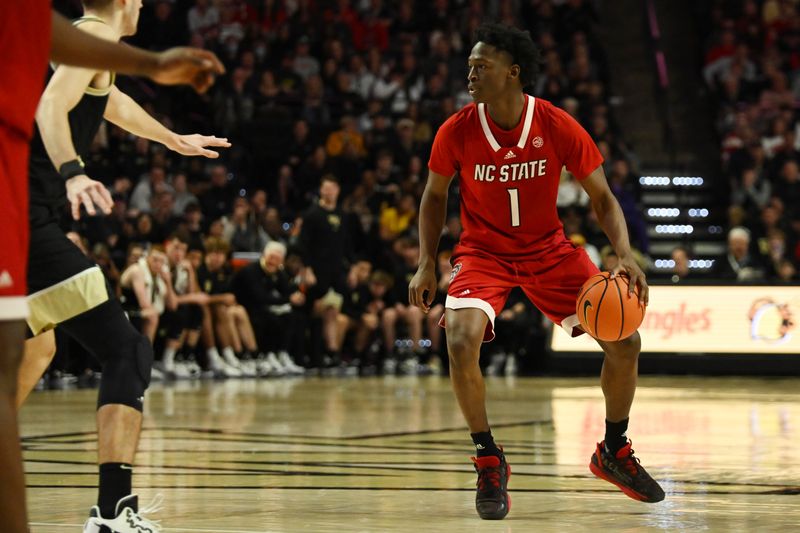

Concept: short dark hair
[[82, 0, 115, 10], [474, 23, 542, 88], [320, 174, 339, 185]]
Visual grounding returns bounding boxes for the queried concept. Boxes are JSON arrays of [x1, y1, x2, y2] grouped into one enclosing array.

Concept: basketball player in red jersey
[[409, 23, 664, 520], [0, 3, 224, 531]]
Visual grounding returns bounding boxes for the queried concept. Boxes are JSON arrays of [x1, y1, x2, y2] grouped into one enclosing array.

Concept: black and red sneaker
[[590, 440, 665, 503], [470, 453, 511, 519]]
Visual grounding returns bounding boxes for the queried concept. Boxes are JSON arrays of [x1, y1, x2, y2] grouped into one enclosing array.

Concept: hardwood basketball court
[[21, 376, 800, 531]]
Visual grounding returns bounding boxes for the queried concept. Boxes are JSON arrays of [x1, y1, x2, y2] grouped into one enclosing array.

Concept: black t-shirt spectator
[[342, 283, 371, 318], [231, 261, 293, 312], [197, 264, 232, 294], [298, 203, 350, 291]]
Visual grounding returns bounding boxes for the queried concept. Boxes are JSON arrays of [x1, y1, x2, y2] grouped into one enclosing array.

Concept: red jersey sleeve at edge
[[428, 112, 463, 178], [548, 103, 604, 180]]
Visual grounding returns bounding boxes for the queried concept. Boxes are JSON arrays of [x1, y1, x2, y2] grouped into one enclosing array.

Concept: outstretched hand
[[168, 134, 231, 158], [149, 47, 225, 94]]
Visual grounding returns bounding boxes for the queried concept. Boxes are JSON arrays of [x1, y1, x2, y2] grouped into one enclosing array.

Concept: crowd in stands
[[46, 0, 647, 383], [702, 0, 800, 283]]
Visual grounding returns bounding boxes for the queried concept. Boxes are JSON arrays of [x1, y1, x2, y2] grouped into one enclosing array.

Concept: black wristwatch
[[59, 158, 85, 180]]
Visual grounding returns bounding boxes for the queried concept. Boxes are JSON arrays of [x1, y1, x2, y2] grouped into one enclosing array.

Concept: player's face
[[467, 42, 519, 103], [205, 251, 226, 271], [121, 0, 143, 37], [166, 240, 187, 265], [147, 252, 167, 275]]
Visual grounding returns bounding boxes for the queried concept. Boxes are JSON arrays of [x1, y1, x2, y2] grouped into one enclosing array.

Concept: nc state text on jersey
[[473, 159, 548, 183]]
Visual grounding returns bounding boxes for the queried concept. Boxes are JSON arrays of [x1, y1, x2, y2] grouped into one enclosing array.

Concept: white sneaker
[[223, 349, 242, 370], [172, 361, 191, 380], [208, 353, 242, 378], [486, 352, 506, 377], [150, 367, 165, 381], [383, 357, 397, 375], [184, 359, 202, 379], [239, 359, 258, 377], [505, 354, 518, 376], [265, 352, 287, 377], [83, 494, 162, 533], [278, 351, 304, 375], [400, 356, 419, 375]]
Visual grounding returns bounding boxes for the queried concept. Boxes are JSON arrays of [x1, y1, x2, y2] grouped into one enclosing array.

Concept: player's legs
[[521, 247, 663, 502], [140, 312, 159, 344], [16, 330, 56, 407], [441, 253, 514, 520], [445, 307, 490, 432], [0, 320, 29, 533], [398, 304, 423, 349], [56, 300, 152, 516], [212, 304, 237, 349], [597, 333, 640, 424], [229, 304, 258, 353], [0, 131, 32, 533], [160, 307, 187, 374], [27, 213, 156, 520], [381, 306, 399, 353]]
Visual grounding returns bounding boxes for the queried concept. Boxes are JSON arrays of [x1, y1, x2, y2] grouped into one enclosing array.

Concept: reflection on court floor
[[21, 376, 800, 532]]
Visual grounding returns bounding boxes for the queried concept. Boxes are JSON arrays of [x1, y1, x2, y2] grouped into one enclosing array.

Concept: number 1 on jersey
[[507, 188, 520, 227]]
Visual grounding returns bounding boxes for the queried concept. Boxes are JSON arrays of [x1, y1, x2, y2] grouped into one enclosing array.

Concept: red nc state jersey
[[429, 95, 603, 260]]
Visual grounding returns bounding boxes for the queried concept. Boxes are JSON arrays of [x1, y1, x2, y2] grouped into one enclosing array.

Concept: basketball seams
[[593, 277, 609, 338], [614, 277, 624, 341], [577, 275, 606, 305]]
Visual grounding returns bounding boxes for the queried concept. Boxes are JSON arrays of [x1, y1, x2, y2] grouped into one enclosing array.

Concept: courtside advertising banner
[[550, 286, 800, 354]]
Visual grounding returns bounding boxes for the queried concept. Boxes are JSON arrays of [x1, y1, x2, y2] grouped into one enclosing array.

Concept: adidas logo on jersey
[[504, 150, 517, 160], [0, 270, 13, 288]]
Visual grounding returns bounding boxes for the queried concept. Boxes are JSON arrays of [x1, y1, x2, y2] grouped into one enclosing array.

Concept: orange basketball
[[576, 272, 645, 341]]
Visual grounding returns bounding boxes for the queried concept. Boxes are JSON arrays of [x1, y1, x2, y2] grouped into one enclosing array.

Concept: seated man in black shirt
[[230, 241, 305, 375]]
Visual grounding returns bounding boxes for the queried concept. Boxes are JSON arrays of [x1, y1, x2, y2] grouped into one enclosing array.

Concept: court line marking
[[29, 525, 268, 533]]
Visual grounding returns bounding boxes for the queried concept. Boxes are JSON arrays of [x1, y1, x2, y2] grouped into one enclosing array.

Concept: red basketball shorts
[[0, 127, 30, 320], [441, 244, 600, 341]]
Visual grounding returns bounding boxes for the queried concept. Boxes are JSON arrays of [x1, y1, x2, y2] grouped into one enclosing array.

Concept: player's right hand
[[409, 266, 437, 313], [65, 174, 114, 221], [150, 47, 225, 94]]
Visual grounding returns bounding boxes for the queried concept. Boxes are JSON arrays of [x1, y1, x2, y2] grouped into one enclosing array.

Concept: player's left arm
[[104, 86, 231, 158], [580, 166, 648, 306]]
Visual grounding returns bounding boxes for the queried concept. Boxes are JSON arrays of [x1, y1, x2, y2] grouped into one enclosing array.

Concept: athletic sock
[[604, 418, 629, 454], [470, 430, 501, 458], [162, 347, 177, 370], [98, 463, 133, 518]]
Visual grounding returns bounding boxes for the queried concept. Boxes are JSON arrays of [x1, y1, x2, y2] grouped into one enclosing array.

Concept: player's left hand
[[168, 134, 231, 158], [612, 255, 648, 307], [149, 47, 225, 94], [65, 174, 114, 221]]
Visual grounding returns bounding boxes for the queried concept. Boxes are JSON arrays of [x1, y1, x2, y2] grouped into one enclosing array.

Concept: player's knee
[[98, 330, 153, 412], [603, 330, 641, 362], [446, 328, 483, 368]]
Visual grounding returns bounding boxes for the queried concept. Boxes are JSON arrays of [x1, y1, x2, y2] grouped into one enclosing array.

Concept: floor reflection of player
[[0, 4, 224, 532], [409, 23, 663, 520]]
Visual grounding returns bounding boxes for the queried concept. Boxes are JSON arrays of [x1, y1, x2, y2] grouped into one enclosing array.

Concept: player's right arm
[[126, 266, 156, 318], [50, 11, 224, 94], [408, 170, 453, 312], [175, 261, 210, 306]]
